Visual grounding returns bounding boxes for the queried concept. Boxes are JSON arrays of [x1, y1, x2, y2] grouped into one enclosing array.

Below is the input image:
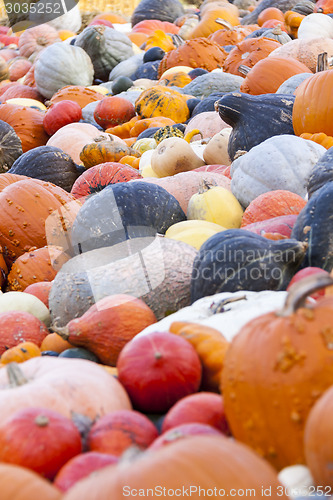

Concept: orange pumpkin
[[79, 139, 140, 169], [18, 24, 60, 59], [208, 24, 259, 46], [222, 274, 333, 470], [240, 190, 307, 227], [49, 85, 104, 109], [293, 69, 333, 136], [158, 38, 228, 78], [257, 7, 286, 26], [223, 37, 282, 76], [0, 341, 41, 364], [188, 3, 240, 38], [6, 246, 64, 291], [300, 132, 333, 149], [0, 103, 48, 152], [61, 435, 288, 500], [0, 178, 80, 266], [130, 19, 180, 35], [240, 56, 312, 94], [40, 333, 72, 353], [0, 463, 62, 500], [135, 85, 190, 122]]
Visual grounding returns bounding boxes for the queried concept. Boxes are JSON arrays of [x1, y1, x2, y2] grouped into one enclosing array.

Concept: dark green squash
[[307, 146, 333, 198], [216, 92, 295, 161], [111, 76, 133, 95], [131, 0, 185, 26], [75, 25, 134, 81], [70, 181, 186, 255], [190, 229, 307, 303], [291, 182, 333, 271], [191, 93, 226, 117], [131, 61, 160, 80], [0, 120, 23, 173], [9, 145, 80, 192]]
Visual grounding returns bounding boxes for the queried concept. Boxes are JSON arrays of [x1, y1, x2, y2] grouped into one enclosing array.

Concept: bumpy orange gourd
[[223, 37, 282, 76], [158, 38, 228, 78], [222, 274, 333, 470], [300, 132, 333, 149], [49, 85, 104, 108]]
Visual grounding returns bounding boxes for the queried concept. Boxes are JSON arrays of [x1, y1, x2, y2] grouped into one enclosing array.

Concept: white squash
[[47, 4, 82, 32], [278, 466, 314, 499], [138, 290, 287, 342], [297, 13, 333, 40], [230, 135, 326, 208], [0, 292, 50, 326]]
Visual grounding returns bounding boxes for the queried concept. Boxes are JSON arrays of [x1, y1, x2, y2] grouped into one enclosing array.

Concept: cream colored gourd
[[5, 98, 47, 111], [187, 181, 243, 228], [151, 137, 205, 177], [165, 220, 226, 250], [297, 13, 333, 39], [203, 128, 232, 166], [0, 292, 50, 326]]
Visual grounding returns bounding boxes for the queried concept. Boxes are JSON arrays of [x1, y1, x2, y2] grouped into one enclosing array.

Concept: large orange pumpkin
[[208, 24, 259, 46], [293, 69, 333, 136], [240, 56, 312, 94], [0, 178, 80, 266], [222, 274, 333, 470], [158, 38, 228, 78], [62, 435, 288, 500], [0, 103, 48, 152], [188, 3, 240, 38], [49, 85, 104, 109]]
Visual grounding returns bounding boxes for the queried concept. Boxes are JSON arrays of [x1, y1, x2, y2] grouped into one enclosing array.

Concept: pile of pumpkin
[[0, 0, 333, 497]]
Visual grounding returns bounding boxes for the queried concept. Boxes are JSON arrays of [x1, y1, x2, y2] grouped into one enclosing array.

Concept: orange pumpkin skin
[[188, 5, 240, 38], [0, 311, 48, 355], [257, 7, 286, 26], [158, 38, 228, 78], [58, 294, 157, 366], [7, 246, 63, 291], [61, 435, 289, 500], [8, 58, 32, 82], [79, 141, 140, 170], [223, 37, 282, 76], [208, 25, 259, 46], [134, 85, 190, 122], [304, 382, 333, 488], [0, 357, 132, 423], [222, 277, 333, 470], [40, 333, 72, 353], [49, 85, 104, 109], [24, 281, 53, 308], [0, 407, 82, 479], [300, 132, 333, 149], [87, 409, 159, 456], [240, 190, 307, 227], [0, 178, 80, 266], [240, 56, 312, 95], [293, 71, 333, 136], [0, 341, 41, 365], [0, 103, 48, 152], [0, 463, 61, 500], [130, 20, 180, 35], [314, 0, 333, 13]]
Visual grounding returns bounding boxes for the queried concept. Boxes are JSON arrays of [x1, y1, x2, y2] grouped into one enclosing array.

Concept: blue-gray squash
[[190, 229, 307, 302]]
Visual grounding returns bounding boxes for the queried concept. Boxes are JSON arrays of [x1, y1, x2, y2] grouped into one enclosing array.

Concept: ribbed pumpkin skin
[[49, 85, 104, 109], [7, 246, 63, 291], [135, 86, 190, 122], [0, 463, 62, 500], [70, 181, 186, 254], [62, 435, 288, 500], [293, 70, 333, 136], [9, 146, 80, 192], [0, 178, 80, 266], [0, 85, 43, 103], [240, 190, 306, 226], [70, 162, 142, 201], [158, 38, 228, 78], [240, 56, 312, 94], [18, 24, 60, 59], [0, 103, 48, 153], [0, 120, 22, 173]]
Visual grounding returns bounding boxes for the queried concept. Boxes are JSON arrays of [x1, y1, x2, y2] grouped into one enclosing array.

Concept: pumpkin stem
[[316, 52, 328, 72], [49, 322, 69, 340], [7, 362, 28, 387], [233, 150, 247, 159], [238, 65, 251, 76], [198, 179, 217, 194], [215, 18, 234, 30], [210, 294, 247, 314], [271, 25, 283, 35], [277, 274, 333, 317], [184, 129, 203, 143], [35, 414, 49, 427]]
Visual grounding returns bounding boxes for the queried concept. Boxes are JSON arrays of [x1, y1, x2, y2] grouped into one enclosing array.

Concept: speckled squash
[[135, 86, 190, 122], [49, 86, 104, 109], [0, 120, 22, 173]]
